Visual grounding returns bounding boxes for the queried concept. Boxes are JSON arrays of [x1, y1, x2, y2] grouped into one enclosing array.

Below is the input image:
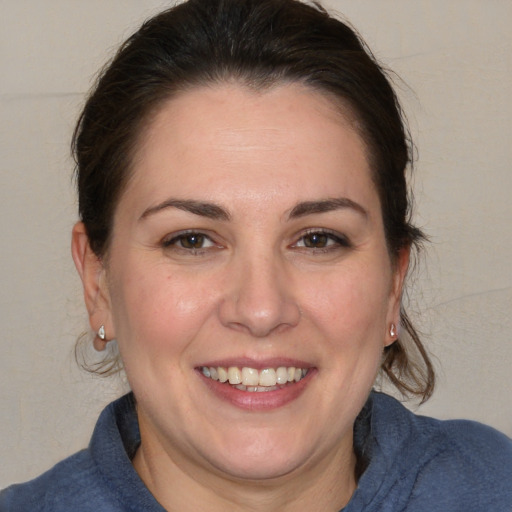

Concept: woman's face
[[86, 83, 406, 481]]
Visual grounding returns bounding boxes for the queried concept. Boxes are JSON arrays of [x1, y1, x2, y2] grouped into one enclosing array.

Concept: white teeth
[[259, 368, 277, 386], [235, 384, 278, 392], [201, 365, 309, 390], [276, 367, 288, 384], [241, 367, 259, 386], [228, 367, 242, 385], [217, 367, 228, 383]]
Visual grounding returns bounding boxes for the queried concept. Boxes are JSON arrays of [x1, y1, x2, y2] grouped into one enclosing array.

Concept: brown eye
[[294, 230, 351, 251], [303, 233, 329, 248], [179, 234, 206, 249], [163, 232, 215, 250]]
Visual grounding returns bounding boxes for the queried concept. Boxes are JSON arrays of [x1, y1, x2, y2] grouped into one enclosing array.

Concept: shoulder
[[0, 450, 111, 512], [370, 393, 512, 510], [409, 417, 512, 510], [361, 393, 512, 511], [0, 394, 150, 512], [438, 416, 512, 465]]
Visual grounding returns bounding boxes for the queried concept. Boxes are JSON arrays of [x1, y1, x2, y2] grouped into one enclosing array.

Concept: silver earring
[[390, 323, 397, 338], [98, 325, 106, 340]]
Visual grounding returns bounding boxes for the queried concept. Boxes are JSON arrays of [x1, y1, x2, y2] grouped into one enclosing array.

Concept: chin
[[212, 454, 306, 482], [200, 429, 319, 482]]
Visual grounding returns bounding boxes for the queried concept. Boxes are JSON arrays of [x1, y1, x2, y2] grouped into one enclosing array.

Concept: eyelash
[[162, 230, 218, 253], [161, 229, 350, 255], [293, 229, 351, 252]]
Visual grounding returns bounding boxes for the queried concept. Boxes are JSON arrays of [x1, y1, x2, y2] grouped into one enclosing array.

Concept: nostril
[[218, 295, 301, 338], [217, 260, 301, 336]]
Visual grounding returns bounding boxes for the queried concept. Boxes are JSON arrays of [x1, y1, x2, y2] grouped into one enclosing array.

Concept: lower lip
[[198, 369, 315, 411]]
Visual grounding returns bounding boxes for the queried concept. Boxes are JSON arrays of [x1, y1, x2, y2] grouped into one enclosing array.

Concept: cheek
[[108, 260, 219, 356], [303, 263, 392, 347]]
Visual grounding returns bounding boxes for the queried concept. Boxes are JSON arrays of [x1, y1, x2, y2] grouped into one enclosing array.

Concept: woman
[[1, 0, 510, 510]]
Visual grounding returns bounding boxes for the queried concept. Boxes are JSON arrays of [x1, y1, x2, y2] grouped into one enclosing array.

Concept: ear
[[71, 222, 114, 351], [385, 245, 411, 347]]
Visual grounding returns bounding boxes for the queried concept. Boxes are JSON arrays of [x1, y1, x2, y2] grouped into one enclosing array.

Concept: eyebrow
[[140, 199, 231, 221], [139, 197, 367, 222], [288, 198, 368, 220]]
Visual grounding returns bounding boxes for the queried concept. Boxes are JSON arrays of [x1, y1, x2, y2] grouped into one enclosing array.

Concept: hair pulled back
[[73, 0, 434, 400]]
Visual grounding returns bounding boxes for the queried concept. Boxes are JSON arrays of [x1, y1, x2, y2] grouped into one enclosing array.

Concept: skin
[[72, 83, 409, 511]]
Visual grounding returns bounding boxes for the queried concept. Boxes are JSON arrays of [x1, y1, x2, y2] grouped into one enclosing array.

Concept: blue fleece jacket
[[1, 392, 511, 511]]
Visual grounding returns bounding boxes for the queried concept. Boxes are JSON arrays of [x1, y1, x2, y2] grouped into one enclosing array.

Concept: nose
[[218, 252, 301, 337]]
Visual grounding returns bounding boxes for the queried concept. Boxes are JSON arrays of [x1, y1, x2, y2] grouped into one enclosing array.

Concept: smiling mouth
[[200, 366, 308, 392]]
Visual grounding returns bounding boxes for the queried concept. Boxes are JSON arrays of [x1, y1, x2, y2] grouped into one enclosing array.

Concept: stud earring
[[389, 323, 397, 338], [98, 325, 106, 341]]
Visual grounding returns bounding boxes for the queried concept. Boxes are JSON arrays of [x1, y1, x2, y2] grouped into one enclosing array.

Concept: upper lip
[[197, 357, 313, 370]]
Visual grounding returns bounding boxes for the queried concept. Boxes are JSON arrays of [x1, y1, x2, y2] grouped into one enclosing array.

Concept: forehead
[[122, 82, 379, 217]]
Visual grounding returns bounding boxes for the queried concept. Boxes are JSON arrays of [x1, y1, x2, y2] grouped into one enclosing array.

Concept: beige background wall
[[1, 0, 510, 488]]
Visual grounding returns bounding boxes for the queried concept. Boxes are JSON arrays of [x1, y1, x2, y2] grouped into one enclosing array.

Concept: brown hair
[[73, 0, 434, 401]]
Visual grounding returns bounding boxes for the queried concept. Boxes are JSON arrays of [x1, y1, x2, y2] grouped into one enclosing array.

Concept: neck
[[133, 429, 357, 512]]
